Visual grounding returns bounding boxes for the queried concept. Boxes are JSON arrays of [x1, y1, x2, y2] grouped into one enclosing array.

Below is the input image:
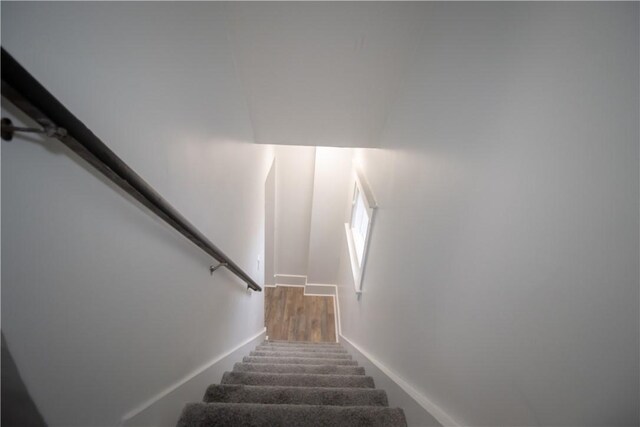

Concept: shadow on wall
[[1, 333, 47, 427]]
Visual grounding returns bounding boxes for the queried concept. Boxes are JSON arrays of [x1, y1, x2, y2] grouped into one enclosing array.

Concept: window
[[351, 186, 369, 265], [345, 169, 376, 294]]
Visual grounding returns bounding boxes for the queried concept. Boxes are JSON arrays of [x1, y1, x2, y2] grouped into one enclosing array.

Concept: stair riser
[[222, 372, 375, 388], [265, 340, 341, 346], [256, 345, 348, 354], [243, 356, 358, 366], [250, 351, 352, 359], [204, 384, 389, 406], [177, 403, 408, 427], [262, 342, 342, 348], [233, 363, 365, 375]]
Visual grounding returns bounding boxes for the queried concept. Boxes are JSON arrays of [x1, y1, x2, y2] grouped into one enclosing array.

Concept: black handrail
[[0, 48, 262, 292]]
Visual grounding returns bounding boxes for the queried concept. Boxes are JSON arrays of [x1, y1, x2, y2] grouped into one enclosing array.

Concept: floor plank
[[265, 286, 336, 343]]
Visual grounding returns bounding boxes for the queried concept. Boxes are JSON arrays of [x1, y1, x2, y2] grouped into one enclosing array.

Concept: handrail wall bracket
[[209, 262, 228, 275], [209, 263, 255, 293], [1, 117, 67, 141]]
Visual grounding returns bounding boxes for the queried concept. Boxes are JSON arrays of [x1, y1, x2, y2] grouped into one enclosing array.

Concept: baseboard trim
[[120, 327, 266, 425], [339, 334, 459, 427], [266, 284, 335, 292], [304, 283, 337, 296], [335, 287, 342, 336], [332, 295, 339, 343], [273, 274, 307, 286]]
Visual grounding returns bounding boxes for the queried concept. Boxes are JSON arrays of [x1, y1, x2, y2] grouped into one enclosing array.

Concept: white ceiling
[[225, 2, 426, 148]]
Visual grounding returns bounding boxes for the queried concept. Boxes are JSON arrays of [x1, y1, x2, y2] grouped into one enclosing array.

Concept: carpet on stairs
[[177, 340, 407, 427]]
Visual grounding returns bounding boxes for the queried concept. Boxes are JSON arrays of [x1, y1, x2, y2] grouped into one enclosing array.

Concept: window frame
[[344, 168, 377, 294]]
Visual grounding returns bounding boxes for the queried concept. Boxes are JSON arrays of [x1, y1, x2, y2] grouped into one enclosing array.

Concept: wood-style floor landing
[[265, 286, 336, 343]]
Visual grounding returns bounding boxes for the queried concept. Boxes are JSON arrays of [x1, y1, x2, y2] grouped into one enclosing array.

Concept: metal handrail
[[0, 47, 262, 292]]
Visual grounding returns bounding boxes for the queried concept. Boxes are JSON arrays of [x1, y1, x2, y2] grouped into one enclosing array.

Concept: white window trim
[[344, 168, 377, 294]]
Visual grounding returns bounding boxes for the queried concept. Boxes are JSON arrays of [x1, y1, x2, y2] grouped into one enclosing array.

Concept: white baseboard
[[332, 295, 339, 343], [267, 284, 304, 288], [304, 283, 337, 296], [120, 328, 266, 426], [339, 334, 459, 427], [335, 286, 342, 336], [265, 283, 335, 294], [273, 274, 307, 286]]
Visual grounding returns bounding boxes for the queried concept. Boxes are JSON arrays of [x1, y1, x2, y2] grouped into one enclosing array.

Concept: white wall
[[337, 3, 639, 426], [264, 160, 277, 286], [271, 146, 354, 286], [1, 3, 271, 426], [307, 147, 353, 284], [122, 330, 266, 427], [273, 145, 316, 278]]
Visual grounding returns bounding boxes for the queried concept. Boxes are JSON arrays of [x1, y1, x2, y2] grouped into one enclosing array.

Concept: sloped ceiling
[[225, 2, 426, 148]]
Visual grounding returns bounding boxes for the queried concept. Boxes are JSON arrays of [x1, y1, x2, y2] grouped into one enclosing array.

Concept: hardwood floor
[[265, 286, 336, 343]]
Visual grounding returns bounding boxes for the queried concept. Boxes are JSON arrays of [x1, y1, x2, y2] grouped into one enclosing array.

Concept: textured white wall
[[1, 3, 271, 426], [337, 3, 639, 426], [307, 147, 353, 284], [273, 145, 316, 277]]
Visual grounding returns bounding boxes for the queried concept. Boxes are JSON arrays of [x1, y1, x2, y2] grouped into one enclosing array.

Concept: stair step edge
[[177, 402, 407, 427], [221, 371, 375, 388], [243, 356, 358, 366], [203, 384, 389, 406], [233, 362, 365, 375], [250, 351, 352, 359]]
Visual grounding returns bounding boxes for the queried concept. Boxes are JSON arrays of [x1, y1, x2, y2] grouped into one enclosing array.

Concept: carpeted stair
[[177, 340, 407, 426]]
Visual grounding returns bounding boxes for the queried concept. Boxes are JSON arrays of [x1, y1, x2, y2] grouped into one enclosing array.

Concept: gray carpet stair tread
[[255, 345, 348, 353], [252, 349, 349, 357], [177, 403, 407, 427], [233, 362, 365, 375], [222, 371, 375, 388], [177, 340, 406, 425], [203, 384, 389, 406], [243, 356, 358, 366], [250, 350, 352, 359], [262, 340, 340, 346]]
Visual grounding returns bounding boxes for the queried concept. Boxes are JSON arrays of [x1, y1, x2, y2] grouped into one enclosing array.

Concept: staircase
[[177, 340, 407, 426]]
